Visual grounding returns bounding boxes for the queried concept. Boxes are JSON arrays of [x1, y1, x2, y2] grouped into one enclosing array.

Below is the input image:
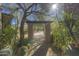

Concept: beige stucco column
[[44, 23, 51, 44], [28, 23, 33, 40]]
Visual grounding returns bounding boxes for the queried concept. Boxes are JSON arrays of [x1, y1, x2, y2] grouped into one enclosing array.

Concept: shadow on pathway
[[69, 47, 79, 56], [32, 43, 51, 56]]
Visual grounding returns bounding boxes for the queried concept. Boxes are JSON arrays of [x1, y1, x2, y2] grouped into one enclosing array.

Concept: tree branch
[[17, 3, 25, 11]]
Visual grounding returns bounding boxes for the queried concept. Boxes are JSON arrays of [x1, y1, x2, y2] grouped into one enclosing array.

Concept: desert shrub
[[0, 26, 16, 50], [51, 21, 74, 54]]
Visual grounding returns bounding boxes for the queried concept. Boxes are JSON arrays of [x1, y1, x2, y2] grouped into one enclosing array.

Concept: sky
[[11, 18, 17, 25], [0, 3, 64, 25]]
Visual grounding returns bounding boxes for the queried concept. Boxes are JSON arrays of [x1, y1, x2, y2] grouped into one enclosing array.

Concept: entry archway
[[26, 21, 52, 44]]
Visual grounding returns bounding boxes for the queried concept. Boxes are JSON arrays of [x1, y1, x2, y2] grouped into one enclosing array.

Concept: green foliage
[[17, 46, 26, 56], [64, 12, 79, 42], [13, 38, 32, 55], [64, 12, 73, 21], [64, 12, 74, 28], [51, 12, 79, 55], [21, 39, 32, 46], [33, 24, 44, 31], [73, 18, 79, 34], [51, 21, 74, 53], [0, 26, 16, 50]]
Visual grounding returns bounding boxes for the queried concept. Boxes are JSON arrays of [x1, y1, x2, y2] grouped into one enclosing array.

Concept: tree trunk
[[15, 13, 26, 56], [19, 13, 26, 46]]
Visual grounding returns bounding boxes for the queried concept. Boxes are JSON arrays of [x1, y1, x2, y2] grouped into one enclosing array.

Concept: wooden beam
[[28, 23, 33, 40], [44, 23, 51, 43]]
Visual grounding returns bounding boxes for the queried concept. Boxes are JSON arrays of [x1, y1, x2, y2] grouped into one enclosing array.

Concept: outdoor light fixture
[[51, 4, 59, 20], [52, 4, 58, 10]]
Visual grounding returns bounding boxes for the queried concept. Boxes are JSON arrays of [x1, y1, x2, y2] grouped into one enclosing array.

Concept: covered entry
[[26, 21, 52, 44], [26, 21, 53, 56]]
